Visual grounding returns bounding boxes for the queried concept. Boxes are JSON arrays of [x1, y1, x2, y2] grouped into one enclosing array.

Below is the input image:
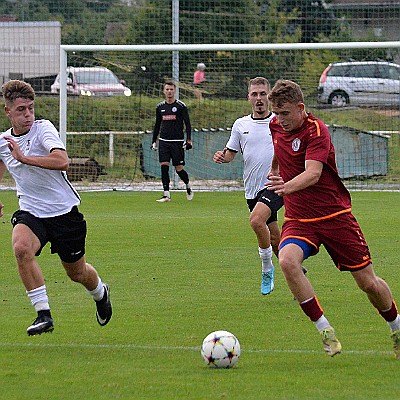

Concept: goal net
[[58, 42, 400, 192]]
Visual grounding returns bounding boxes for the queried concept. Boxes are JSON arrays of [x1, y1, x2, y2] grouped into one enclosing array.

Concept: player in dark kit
[[152, 81, 193, 202]]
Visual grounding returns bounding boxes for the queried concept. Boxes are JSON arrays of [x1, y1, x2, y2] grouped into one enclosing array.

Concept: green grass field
[[0, 190, 399, 400]]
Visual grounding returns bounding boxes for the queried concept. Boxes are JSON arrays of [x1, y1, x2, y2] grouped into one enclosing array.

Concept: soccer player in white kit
[[0, 80, 112, 335], [213, 77, 283, 295]]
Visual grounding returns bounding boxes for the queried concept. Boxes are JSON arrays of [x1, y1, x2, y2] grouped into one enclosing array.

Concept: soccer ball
[[201, 330, 241, 368]]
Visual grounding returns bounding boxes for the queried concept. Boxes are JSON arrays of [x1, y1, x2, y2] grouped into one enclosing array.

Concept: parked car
[[317, 61, 400, 107], [51, 66, 131, 97]]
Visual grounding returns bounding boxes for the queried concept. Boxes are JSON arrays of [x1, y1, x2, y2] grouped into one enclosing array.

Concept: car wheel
[[328, 91, 349, 107]]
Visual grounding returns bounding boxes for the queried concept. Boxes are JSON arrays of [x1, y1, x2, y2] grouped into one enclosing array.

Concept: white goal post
[[59, 41, 400, 143], [58, 41, 400, 192]]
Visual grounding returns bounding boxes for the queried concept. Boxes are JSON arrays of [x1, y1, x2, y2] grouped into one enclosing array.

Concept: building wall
[[329, 0, 400, 41], [0, 21, 61, 84]]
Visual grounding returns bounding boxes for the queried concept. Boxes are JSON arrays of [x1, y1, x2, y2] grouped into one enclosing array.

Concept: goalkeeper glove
[[183, 140, 192, 150], [151, 142, 157, 151]]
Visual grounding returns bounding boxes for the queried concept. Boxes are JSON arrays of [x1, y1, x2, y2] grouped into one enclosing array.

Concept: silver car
[[317, 61, 400, 107]]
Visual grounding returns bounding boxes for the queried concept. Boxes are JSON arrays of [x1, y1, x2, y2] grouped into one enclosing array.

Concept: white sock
[[314, 315, 331, 332], [259, 246, 273, 272], [164, 190, 171, 198], [27, 285, 50, 312], [388, 314, 400, 332], [87, 278, 104, 301]]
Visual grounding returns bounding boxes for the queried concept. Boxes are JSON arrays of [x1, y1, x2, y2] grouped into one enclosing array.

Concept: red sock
[[378, 300, 398, 322], [300, 296, 324, 322]]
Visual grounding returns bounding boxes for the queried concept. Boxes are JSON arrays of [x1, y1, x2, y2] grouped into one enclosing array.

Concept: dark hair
[[267, 79, 304, 107], [248, 77, 270, 92], [2, 80, 35, 105], [164, 80, 176, 88]]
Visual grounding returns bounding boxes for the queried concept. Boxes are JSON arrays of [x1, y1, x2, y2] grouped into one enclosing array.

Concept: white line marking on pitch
[[0, 342, 392, 356]]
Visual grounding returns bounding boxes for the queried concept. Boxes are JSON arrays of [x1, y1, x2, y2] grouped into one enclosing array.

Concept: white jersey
[[0, 119, 80, 218], [226, 113, 274, 199]]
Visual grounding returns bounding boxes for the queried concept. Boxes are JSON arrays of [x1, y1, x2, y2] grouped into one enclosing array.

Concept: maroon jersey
[[270, 113, 351, 221]]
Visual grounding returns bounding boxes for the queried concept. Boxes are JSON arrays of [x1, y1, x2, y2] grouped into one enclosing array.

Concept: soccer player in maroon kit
[[266, 79, 400, 358]]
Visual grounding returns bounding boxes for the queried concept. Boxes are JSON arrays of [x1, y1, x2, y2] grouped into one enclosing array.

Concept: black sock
[[161, 165, 170, 191], [38, 309, 52, 318], [176, 169, 189, 184]]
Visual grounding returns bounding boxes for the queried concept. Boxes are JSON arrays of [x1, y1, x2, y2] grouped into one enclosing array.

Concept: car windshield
[[75, 70, 119, 85]]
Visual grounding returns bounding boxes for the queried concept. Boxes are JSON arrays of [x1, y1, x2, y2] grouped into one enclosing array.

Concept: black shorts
[[159, 140, 185, 166], [11, 206, 87, 263], [246, 188, 284, 224]]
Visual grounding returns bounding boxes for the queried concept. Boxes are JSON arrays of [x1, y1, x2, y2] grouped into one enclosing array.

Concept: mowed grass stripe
[[0, 190, 399, 400]]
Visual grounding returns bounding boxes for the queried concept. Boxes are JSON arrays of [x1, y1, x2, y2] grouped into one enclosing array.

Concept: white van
[[51, 66, 131, 97]]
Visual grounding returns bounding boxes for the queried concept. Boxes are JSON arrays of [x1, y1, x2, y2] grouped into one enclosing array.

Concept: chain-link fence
[[0, 1, 399, 191]]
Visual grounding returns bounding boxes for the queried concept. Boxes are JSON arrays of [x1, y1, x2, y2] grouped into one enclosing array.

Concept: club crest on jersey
[[292, 138, 301, 152], [172, 107, 177, 112]]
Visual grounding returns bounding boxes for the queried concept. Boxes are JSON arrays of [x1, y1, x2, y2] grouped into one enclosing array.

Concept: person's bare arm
[[268, 154, 280, 178], [0, 159, 6, 181], [213, 148, 236, 164], [267, 160, 323, 196], [0, 160, 6, 217], [5, 137, 69, 171]]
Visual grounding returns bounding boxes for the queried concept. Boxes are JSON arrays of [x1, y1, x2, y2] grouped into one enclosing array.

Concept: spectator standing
[[193, 63, 206, 100]]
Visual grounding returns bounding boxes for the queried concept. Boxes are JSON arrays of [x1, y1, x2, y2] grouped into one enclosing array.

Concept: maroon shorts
[[281, 211, 372, 271]]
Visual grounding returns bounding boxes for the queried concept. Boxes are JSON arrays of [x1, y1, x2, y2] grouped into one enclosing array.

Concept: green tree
[[1, 0, 52, 21], [179, 0, 258, 44], [41, 0, 86, 22], [276, 0, 334, 42]]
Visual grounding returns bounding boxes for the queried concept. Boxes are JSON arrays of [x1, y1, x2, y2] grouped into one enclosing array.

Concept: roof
[[331, 60, 400, 66], [328, 0, 400, 10], [0, 21, 61, 27]]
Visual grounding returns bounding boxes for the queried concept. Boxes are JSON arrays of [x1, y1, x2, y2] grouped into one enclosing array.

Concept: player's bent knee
[[278, 254, 295, 274], [278, 247, 304, 275], [64, 267, 83, 282], [249, 215, 265, 231], [13, 241, 36, 262]]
